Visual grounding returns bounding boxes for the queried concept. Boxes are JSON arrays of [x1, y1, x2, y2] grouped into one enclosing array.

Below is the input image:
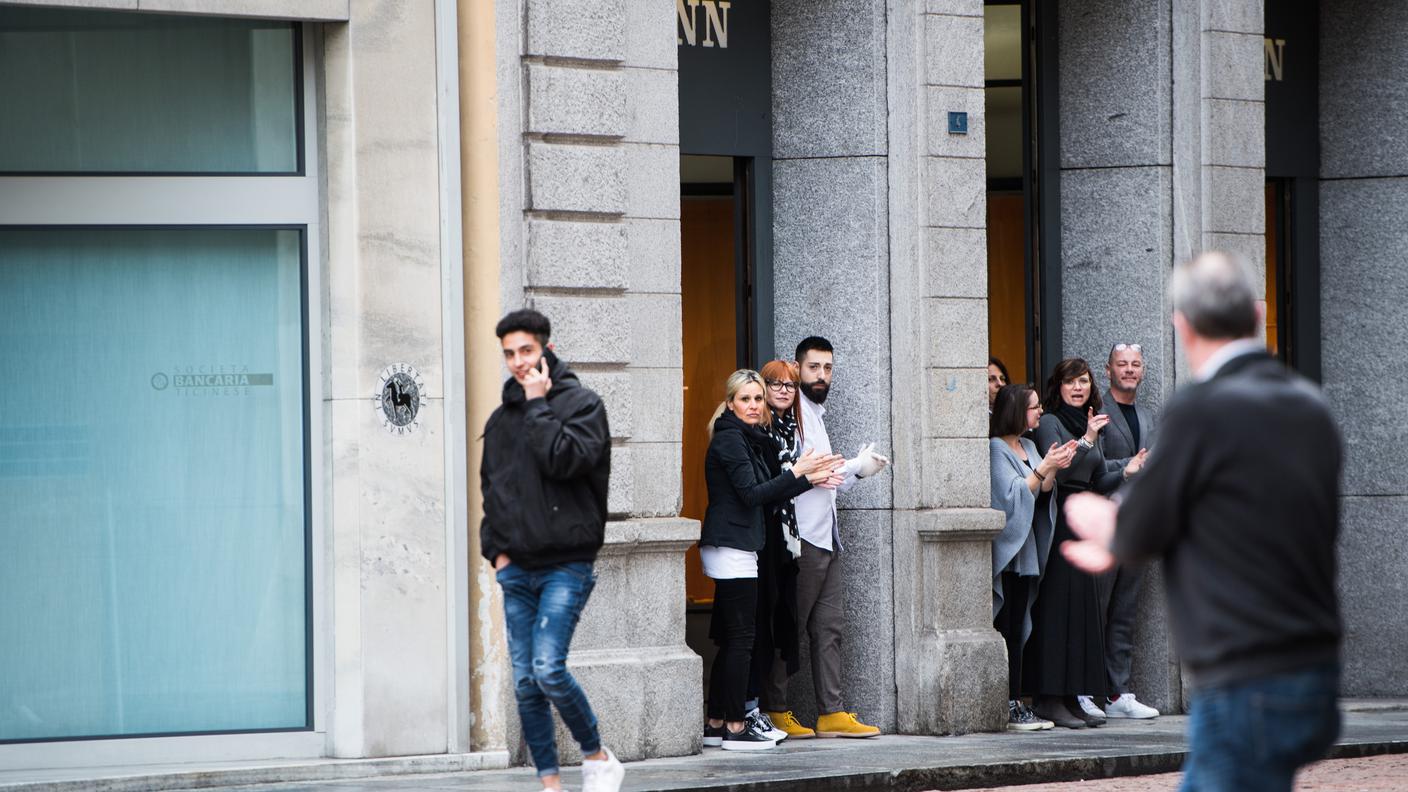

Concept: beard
[[801, 379, 829, 405]]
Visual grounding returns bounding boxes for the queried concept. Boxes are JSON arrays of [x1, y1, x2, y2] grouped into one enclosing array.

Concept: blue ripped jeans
[[497, 561, 601, 778], [1180, 663, 1341, 792]]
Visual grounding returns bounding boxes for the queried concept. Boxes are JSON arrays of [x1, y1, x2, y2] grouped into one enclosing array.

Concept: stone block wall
[[889, 0, 1007, 735], [502, 0, 701, 764], [321, 1, 453, 758], [770, 0, 899, 732], [1318, 0, 1408, 697]]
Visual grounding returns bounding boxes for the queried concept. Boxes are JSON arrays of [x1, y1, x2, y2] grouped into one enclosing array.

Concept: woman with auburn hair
[[699, 369, 843, 751], [1024, 358, 1147, 729], [749, 360, 812, 740]]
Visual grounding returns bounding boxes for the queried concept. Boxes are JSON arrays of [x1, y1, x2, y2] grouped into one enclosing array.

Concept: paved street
[[6, 706, 1405, 792], [973, 753, 1408, 791]]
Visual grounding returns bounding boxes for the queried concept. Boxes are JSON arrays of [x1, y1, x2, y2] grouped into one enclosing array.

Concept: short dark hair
[[795, 336, 834, 362], [990, 383, 1035, 438], [988, 356, 1010, 384], [495, 308, 551, 346], [1041, 357, 1102, 413]]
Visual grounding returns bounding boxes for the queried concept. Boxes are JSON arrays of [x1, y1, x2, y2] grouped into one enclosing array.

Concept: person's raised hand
[[522, 357, 552, 401], [1060, 492, 1119, 574], [808, 469, 845, 489], [1125, 447, 1150, 477], [1084, 407, 1111, 443], [853, 443, 890, 478]]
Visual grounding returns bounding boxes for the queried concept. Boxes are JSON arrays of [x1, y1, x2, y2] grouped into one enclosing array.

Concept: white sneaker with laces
[[1075, 695, 1106, 719], [1104, 694, 1160, 719], [746, 708, 788, 742], [581, 746, 625, 792]]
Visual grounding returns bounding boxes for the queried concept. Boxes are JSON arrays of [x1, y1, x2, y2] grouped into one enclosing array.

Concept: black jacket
[[700, 410, 812, 553], [1115, 352, 1342, 689], [479, 350, 610, 569]]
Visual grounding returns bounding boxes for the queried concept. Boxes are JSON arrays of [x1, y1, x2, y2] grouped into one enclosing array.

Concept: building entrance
[[677, 0, 773, 695], [985, 0, 1059, 387]]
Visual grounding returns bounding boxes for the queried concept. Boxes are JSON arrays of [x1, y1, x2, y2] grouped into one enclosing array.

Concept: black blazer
[[700, 410, 812, 553], [1115, 351, 1342, 689]]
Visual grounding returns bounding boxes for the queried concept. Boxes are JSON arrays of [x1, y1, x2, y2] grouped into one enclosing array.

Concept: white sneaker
[[581, 746, 625, 792], [746, 708, 788, 742], [1076, 695, 1106, 720], [1104, 694, 1160, 719]]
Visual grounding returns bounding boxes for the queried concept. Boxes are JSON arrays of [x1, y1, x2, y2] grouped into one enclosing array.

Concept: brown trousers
[[764, 539, 844, 714]]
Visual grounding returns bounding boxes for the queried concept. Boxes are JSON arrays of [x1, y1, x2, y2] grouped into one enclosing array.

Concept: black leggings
[[994, 571, 1032, 701], [707, 578, 758, 722]]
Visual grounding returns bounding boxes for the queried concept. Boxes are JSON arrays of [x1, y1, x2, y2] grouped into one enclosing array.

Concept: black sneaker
[[721, 721, 777, 751], [702, 723, 726, 748], [1006, 700, 1048, 732]]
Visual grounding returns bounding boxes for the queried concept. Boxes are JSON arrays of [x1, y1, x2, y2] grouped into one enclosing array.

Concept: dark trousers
[[1097, 562, 1146, 694], [994, 571, 1032, 701], [766, 539, 844, 714], [707, 577, 758, 722], [1180, 664, 1340, 792]]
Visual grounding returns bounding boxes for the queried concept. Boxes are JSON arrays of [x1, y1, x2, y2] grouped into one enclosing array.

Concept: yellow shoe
[[765, 710, 816, 739], [815, 711, 881, 738]]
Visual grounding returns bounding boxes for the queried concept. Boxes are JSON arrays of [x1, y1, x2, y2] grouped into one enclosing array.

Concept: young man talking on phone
[[480, 309, 624, 792]]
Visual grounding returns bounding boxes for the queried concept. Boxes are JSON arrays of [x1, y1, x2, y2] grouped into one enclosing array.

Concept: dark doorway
[[985, 0, 1060, 387]]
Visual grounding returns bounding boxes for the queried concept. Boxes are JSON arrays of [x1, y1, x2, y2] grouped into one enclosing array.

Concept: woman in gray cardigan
[[989, 384, 1075, 731], [1024, 358, 1146, 728]]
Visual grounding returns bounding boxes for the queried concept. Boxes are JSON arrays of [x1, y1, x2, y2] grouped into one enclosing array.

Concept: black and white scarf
[[766, 409, 803, 560]]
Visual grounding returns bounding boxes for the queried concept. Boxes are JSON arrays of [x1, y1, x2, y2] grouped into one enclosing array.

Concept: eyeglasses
[[1111, 343, 1143, 354], [766, 380, 798, 392]]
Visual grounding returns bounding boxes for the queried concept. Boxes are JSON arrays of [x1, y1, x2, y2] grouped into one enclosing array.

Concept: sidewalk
[[4, 704, 1407, 792]]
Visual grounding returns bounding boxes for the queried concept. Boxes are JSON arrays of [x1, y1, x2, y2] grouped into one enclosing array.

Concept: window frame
[[0, 21, 326, 767]]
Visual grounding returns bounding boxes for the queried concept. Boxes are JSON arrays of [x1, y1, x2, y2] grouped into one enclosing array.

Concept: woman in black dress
[[1025, 358, 1129, 728]]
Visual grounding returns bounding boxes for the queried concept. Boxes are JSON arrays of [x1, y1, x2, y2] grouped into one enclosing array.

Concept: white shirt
[[699, 545, 757, 579], [794, 394, 861, 552], [1195, 338, 1265, 382]]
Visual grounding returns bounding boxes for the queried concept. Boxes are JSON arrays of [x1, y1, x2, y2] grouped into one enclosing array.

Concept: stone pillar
[[1060, 0, 1266, 714], [504, 0, 701, 764], [770, 0, 898, 731], [1060, 0, 1181, 712], [1319, 0, 1408, 697], [891, 0, 1007, 735], [322, 1, 454, 757]]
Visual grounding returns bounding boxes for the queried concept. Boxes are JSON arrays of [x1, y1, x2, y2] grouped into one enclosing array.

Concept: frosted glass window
[[0, 228, 308, 741], [0, 9, 298, 173]]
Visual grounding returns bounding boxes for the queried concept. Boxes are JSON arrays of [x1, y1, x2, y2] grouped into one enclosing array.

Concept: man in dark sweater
[[1063, 252, 1342, 792], [480, 309, 624, 792]]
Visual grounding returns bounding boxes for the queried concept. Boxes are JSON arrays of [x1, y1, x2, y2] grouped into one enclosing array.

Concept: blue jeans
[[497, 561, 601, 778], [1180, 663, 1341, 792]]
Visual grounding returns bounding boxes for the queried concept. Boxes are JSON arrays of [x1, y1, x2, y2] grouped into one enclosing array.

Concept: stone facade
[[10, 0, 1408, 778], [1318, 0, 1408, 698]]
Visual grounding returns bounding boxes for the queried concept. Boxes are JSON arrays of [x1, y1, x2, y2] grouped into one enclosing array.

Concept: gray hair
[[1171, 251, 1259, 340]]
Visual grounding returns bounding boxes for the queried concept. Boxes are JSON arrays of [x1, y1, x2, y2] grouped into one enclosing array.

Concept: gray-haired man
[[1088, 342, 1159, 720]]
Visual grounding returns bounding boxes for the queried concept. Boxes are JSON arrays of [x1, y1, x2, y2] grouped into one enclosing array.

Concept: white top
[[1195, 338, 1265, 382], [700, 545, 758, 579], [794, 394, 861, 552]]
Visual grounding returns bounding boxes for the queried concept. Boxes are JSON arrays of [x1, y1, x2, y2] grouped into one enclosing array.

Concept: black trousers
[[707, 577, 758, 722], [994, 571, 1032, 701]]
